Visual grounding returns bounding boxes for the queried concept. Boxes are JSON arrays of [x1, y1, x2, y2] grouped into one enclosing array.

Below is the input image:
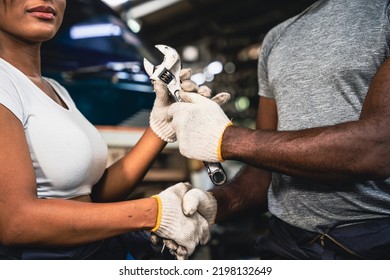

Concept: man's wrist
[[219, 124, 235, 160], [217, 122, 233, 161]]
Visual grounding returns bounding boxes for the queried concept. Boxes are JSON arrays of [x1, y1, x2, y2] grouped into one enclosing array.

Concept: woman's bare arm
[[91, 127, 166, 202], [0, 105, 157, 247]]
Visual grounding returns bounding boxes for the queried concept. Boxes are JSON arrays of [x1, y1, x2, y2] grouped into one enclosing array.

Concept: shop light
[[235, 96, 250, 112], [127, 18, 142, 33], [70, 23, 122, 39], [206, 61, 223, 75], [101, 0, 129, 8], [127, 0, 182, 19], [182, 46, 199, 62], [191, 73, 206, 85], [203, 69, 214, 82]]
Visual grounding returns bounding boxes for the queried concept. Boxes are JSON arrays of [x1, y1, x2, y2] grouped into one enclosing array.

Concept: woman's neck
[[0, 36, 42, 78]]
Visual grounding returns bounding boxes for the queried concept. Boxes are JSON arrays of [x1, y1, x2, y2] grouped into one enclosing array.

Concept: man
[[160, 0, 390, 259]]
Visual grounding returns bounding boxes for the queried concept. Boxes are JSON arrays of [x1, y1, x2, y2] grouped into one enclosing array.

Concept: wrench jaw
[[143, 44, 182, 101], [143, 57, 181, 101], [143, 58, 155, 77], [155, 44, 180, 69], [143, 44, 181, 79]]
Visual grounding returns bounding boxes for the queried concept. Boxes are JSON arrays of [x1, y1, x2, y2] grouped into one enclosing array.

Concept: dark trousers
[[255, 216, 390, 260], [0, 231, 158, 260]]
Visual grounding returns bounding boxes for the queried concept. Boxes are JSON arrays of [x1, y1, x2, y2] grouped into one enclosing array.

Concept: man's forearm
[[221, 120, 390, 182]]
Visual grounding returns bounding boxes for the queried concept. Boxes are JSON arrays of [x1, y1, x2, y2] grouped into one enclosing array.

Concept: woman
[[0, 0, 210, 259]]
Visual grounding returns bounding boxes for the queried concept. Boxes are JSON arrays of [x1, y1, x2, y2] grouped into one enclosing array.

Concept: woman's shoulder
[[0, 60, 27, 123]]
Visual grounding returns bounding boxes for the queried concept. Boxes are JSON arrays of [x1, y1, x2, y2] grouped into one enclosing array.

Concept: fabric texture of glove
[[169, 91, 233, 162], [183, 189, 217, 226], [149, 69, 194, 142], [149, 80, 177, 142], [149, 68, 230, 143], [150, 182, 210, 259], [150, 187, 218, 259]]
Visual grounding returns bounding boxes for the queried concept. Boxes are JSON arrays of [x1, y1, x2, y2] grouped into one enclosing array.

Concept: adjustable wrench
[[143, 45, 227, 186]]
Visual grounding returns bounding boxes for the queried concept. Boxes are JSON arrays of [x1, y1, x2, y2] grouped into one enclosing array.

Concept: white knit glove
[[149, 69, 192, 142], [149, 79, 176, 142], [149, 69, 230, 142], [168, 91, 233, 162], [183, 189, 217, 226], [151, 182, 210, 259], [151, 188, 217, 259]]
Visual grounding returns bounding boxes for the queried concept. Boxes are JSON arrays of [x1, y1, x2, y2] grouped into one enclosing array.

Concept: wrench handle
[[158, 67, 228, 185], [173, 92, 227, 185], [203, 162, 227, 186]]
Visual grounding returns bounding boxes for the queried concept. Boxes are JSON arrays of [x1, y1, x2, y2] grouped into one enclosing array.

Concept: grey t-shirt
[[258, 0, 390, 232]]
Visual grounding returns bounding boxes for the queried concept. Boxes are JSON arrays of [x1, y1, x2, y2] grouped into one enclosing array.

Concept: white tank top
[[0, 58, 108, 199]]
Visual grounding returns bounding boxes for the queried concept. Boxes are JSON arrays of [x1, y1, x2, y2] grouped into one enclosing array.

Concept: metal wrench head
[[143, 44, 182, 101]]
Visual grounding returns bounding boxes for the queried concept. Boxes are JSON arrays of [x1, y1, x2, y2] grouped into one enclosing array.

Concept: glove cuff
[[150, 195, 183, 236], [217, 121, 233, 161], [150, 195, 162, 232]]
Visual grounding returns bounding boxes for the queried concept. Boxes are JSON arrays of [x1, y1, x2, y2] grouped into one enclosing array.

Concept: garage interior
[[41, 0, 318, 259]]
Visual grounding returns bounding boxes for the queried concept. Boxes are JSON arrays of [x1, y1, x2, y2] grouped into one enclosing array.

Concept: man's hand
[[183, 189, 217, 226], [151, 182, 211, 259], [168, 91, 233, 162], [150, 68, 230, 143]]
